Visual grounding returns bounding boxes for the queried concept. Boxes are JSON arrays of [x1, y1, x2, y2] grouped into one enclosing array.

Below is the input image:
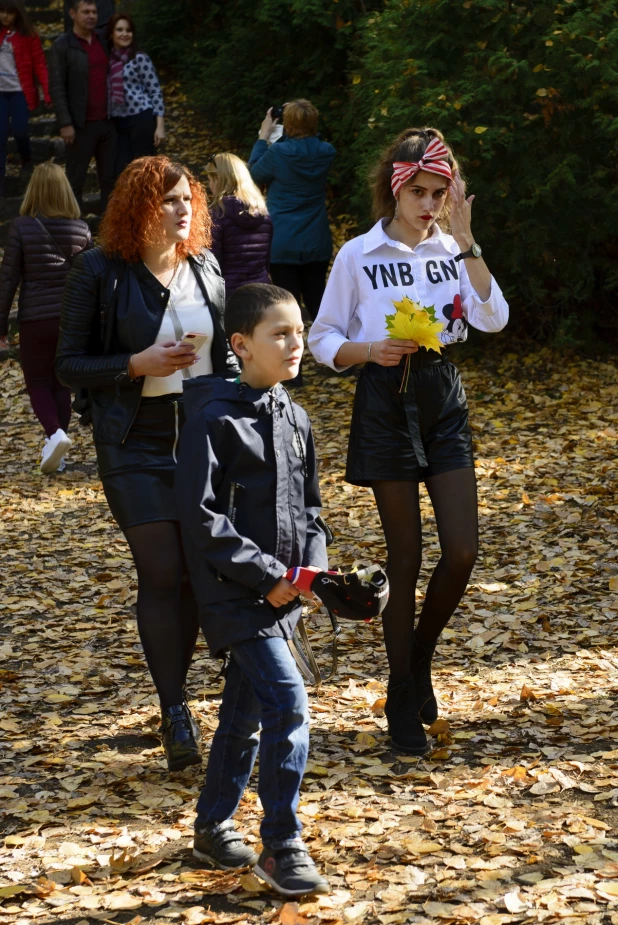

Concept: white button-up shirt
[[308, 219, 509, 370]]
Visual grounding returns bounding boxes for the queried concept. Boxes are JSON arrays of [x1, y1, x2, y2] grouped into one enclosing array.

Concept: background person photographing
[[249, 100, 335, 385], [176, 283, 330, 896]]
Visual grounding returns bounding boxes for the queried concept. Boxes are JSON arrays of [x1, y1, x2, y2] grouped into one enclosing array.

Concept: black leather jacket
[[56, 247, 239, 444]]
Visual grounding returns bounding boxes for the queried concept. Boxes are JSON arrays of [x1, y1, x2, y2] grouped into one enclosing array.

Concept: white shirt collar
[[362, 218, 457, 256]]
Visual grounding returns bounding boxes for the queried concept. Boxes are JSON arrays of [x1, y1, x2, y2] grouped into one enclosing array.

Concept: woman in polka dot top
[[106, 12, 165, 176]]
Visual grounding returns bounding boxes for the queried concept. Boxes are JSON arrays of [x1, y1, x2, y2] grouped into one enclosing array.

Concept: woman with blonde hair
[[0, 161, 91, 472], [206, 152, 272, 295]]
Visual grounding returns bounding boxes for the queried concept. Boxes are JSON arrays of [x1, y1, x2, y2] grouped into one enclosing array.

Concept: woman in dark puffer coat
[[0, 162, 91, 472], [206, 153, 272, 295]]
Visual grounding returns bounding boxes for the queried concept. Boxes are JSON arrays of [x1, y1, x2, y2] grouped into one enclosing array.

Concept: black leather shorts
[[346, 351, 474, 486], [95, 395, 185, 531]]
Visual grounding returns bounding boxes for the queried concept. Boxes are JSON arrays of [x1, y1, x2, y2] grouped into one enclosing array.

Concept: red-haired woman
[[56, 156, 238, 772], [0, 0, 50, 195]]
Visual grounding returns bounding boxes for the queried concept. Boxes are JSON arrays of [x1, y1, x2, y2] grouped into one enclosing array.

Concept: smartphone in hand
[[177, 332, 209, 353]]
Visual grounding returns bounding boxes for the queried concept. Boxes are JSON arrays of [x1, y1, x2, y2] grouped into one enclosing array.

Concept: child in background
[[175, 283, 329, 896], [206, 153, 273, 296], [0, 1, 50, 196]]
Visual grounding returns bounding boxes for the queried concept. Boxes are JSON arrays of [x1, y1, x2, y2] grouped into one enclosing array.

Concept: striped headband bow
[[391, 137, 452, 197]]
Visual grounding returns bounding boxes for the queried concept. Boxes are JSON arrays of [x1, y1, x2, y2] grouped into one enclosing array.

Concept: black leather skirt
[[346, 350, 474, 486], [95, 395, 185, 531]]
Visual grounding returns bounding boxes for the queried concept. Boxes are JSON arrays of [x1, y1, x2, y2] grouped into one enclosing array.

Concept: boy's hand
[[266, 577, 300, 608]]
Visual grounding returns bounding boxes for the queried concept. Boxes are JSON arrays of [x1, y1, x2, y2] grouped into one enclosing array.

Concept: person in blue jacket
[[249, 99, 335, 335]]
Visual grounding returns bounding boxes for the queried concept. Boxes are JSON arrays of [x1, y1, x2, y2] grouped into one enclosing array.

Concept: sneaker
[[41, 429, 72, 474], [57, 457, 67, 473], [254, 841, 330, 896], [193, 820, 258, 869], [385, 677, 428, 755]]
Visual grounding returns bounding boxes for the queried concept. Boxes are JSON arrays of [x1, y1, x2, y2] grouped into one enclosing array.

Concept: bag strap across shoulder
[[31, 216, 73, 266]]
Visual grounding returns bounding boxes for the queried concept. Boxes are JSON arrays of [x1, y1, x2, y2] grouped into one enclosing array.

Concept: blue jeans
[[0, 91, 31, 175], [196, 635, 309, 846]]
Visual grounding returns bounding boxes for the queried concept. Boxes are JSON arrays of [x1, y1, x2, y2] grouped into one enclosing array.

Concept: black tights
[[373, 468, 478, 681], [124, 520, 200, 709]]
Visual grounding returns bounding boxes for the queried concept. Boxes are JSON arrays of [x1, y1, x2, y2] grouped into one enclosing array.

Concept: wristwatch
[[455, 242, 482, 262]]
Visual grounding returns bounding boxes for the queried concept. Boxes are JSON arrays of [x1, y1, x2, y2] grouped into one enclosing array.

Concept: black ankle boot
[[160, 703, 202, 772], [385, 678, 428, 755], [182, 688, 202, 744], [411, 638, 438, 726]]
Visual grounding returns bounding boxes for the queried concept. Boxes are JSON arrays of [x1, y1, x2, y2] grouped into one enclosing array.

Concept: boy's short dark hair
[[224, 283, 295, 342]]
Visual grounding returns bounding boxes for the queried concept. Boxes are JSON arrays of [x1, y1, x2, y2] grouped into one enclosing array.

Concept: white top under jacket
[[308, 219, 509, 370], [142, 260, 214, 397]]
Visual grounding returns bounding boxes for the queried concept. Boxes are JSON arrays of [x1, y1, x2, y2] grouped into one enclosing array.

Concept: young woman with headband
[[309, 127, 509, 755]]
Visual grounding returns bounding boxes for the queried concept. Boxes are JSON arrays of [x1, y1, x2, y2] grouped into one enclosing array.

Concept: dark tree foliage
[[135, 0, 618, 339]]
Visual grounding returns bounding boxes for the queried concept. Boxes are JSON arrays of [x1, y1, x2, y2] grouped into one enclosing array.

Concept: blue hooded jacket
[[249, 135, 335, 265], [175, 375, 328, 656]]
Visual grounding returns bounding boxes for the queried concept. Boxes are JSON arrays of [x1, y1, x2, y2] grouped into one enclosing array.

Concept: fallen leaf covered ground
[[2, 89, 618, 925]]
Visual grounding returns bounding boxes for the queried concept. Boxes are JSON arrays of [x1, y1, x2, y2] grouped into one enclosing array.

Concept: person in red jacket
[[0, 1, 50, 196]]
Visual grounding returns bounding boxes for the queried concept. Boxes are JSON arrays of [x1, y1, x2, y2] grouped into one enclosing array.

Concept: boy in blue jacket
[[175, 283, 329, 896]]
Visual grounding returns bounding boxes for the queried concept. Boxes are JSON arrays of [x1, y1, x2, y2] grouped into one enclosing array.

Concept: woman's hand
[[449, 169, 475, 250], [370, 338, 418, 366], [258, 108, 277, 141], [130, 341, 198, 378], [154, 116, 165, 147]]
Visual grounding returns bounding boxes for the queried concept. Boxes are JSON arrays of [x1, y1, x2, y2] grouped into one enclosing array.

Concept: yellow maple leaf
[[391, 296, 421, 316], [386, 309, 445, 353]]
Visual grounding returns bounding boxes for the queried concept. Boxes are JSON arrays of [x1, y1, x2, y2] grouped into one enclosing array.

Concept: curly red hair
[[99, 156, 211, 262]]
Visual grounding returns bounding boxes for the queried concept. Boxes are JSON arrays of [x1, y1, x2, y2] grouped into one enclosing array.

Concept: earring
[[394, 198, 399, 219]]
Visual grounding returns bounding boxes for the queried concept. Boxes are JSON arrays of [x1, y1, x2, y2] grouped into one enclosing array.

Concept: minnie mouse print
[[442, 294, 468, 343]]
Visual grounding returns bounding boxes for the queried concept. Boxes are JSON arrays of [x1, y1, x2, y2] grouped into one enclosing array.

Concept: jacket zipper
[[171, 401, 180, 462], [228, 481, 237, 523]]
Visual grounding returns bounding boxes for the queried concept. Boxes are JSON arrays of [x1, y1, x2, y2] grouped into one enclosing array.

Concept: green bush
[[342, 0, 618, 337], [134, 0, 618, 339], [133, 0, 378, 176]]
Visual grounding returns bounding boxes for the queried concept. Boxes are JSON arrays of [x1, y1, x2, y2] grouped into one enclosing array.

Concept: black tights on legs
[[124, 520, 200, 709], [373, 481, 422, 681], [373, 467, 478, 679]]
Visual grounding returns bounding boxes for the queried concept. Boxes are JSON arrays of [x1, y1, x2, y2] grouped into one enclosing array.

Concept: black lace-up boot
[[384, 677, 428, 755], [410, 637, 438, 725], [160, 703, 202, 772], [182, 688, 202, 744]]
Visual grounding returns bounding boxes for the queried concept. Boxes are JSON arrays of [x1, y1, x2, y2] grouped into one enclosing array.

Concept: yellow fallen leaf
[[280, 901, 313, 925], [44, 692, 73, 703], [355, 732, 377, 747], [371, 697, 386, 715], [609, 576, 618, 592], [239, 872, 267, 893], [0, 884, 28, 899], [597, 882, 618, 898], [106, 891, 142, 911]]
